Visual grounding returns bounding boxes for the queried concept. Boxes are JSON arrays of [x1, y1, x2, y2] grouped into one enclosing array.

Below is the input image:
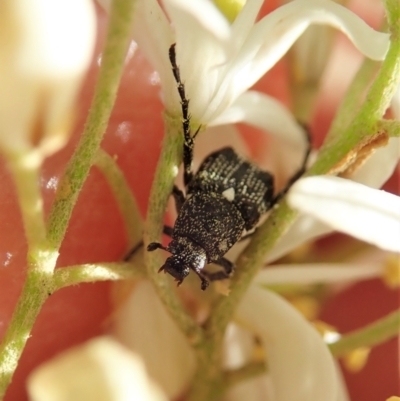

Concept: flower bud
[[0, 0, 96, 158]]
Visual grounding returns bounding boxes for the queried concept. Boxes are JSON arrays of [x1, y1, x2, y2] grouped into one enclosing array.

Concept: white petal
[[230, 0, 264, 49], [163, 0, 231, 119], [211, 91, 307, 149], [351, 137, 400, 188], [28, 337, 167, 401], [223, 324, 254, 370], [230, 0, 390, 93], [223, 324, 275, 401], [0, 0, 95, 156], [288, 176, 400, 252], [334, 360, 351, 401], [112, 281, 196, 399], [255, 263, 382, 286], [237, 286, 338, 401], [132, 0, 174, 108], [266, 214, 332, 263]]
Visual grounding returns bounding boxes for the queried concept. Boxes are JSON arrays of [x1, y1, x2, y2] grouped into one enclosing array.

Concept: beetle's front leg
[[214, 257, 234, 275], [172, 185, 185, 213], [203, 257, 235, 282]]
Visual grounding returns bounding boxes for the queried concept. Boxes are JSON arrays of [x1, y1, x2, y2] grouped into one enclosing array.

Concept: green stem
[[7, 151, 49, 264], [53, 262, 144, 291], [0, 270, 53, 399], [208, 204, 297, 336], [94, 149, 143, 248], [326, 59, 380, 143], [144, 114, 204, 346], [46, 0, 137, 252], [329, 309, 400, 357], [223, 361, 267, 389]]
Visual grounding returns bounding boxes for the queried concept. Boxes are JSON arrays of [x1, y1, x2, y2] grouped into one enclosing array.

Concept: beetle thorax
[[168, 236, 207, 271]]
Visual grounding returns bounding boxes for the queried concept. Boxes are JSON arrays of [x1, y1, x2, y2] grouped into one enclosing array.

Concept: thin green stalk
[[144, 114, 204, 346], [7, 152, 48, 264], [0, 153, 57, 397], [0, 270, 53, 399], [326, 59, 380, 143], [223, 361, 267, 389], [47, 0, 137, 252], [0, 2, 137, 398], [94, 149, 143, 248], [329, 309, 400, 357], [53, 262, 144, 291]]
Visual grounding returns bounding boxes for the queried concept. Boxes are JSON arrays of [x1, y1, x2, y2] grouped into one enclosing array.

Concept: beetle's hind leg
[[270, 125, 312, 207]]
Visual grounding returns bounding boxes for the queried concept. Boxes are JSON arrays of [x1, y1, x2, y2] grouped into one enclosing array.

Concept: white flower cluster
[[26, 0, 398, 400]]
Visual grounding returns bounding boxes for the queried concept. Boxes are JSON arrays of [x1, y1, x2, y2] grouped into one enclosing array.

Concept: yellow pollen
[[386, 397, 400, 401], [290, 296, 320, 320], [382, 253, 400, 289], [343, 347, 371, 372], [213, 0, 247, 23]]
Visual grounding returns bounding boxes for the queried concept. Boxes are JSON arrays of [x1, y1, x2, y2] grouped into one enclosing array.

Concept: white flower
[[27, 337, 168, 401], [287, 175, 400, 253], [131, 0, 389, 147], [112, 281, 196, 399], [268, 135, 400, 263], [236, 285, 338, 401], [0, 0, 95, 159]]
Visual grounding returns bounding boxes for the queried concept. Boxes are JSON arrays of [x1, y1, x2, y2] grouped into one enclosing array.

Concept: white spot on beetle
[[222, 188, 235, 202]]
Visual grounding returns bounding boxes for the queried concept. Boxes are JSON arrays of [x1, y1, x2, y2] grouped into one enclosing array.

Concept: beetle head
[[159, 256, 190, 286]]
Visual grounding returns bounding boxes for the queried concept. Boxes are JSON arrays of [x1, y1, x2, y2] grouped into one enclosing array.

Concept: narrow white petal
[[231, 0, 390, 93], [351, 137, 400, 188], [112, 281, 196, 399], [266, 214, 332, 263], [163, 0, 231, 119], [211, 91, 307, 148], [132, 0, 174, 109], [237, 286, 338, 401], [28, 337, 167, 401], [288, 176, 400, 252], [230, 0, 264, 49], [255, 263, 382, 286]]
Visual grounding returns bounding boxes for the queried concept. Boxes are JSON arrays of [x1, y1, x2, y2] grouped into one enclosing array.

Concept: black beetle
[[147, 44, 311, 290]]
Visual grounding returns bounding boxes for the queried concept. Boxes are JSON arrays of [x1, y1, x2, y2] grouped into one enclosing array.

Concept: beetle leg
[[147, 242, 168, 252], [123, 240, 143, 261], [190, 266, 210, 290], [214, 257, 234, 275], [172, 185, 186, 213], [163, 225, 174, 238], [270, 125, 312, 208]]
